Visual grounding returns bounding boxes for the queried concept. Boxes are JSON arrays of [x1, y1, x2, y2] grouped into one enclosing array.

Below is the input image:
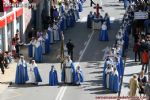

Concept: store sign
[[0, 18, 5, 28], [134, 12, 148, 20]]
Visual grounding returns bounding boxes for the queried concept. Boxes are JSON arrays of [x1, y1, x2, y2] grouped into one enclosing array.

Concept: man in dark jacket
[[0, 50, 4, 74], [66, 39, 74, 60]]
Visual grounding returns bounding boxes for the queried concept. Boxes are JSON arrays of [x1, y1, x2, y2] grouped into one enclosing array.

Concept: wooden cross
[[94, 4, 102, 18]]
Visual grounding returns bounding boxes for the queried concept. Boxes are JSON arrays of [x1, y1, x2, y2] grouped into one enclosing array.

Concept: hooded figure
[[53, 22, 60, 41], [44, 32, 50, 54], [49, 65, 58, 86], [75, 66, 84, 85], [99, 22, 109, 41], [28, 60, 42, 84], [27, 37, 36, 58], [48, 26, 54, 44], [15, 56, 29, 84], [34, 40, 43, 63], [87, 11, 94, 28]]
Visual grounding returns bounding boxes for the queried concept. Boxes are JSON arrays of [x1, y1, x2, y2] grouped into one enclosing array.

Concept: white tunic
[[105, 68, 113, 89], [48, 27, 54, 43], [65, 59, 73, 83], [53, 25, 60, 41], [38, 36, 45, 54], [27, 64, 37, 83]]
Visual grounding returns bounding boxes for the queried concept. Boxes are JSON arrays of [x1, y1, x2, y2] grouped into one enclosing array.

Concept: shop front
[[7, 13, 14, 51]]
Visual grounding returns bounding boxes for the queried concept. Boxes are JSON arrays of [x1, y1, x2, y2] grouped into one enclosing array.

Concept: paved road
[[0, 0, 132, 100]]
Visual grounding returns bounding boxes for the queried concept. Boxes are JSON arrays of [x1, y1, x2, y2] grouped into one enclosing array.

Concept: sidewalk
[[0, 60, 17, 94]]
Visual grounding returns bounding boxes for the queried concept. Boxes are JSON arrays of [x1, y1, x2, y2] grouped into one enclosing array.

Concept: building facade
[[0, 0, 51, 52]]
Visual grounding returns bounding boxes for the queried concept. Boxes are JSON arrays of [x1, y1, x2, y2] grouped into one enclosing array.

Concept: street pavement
[[0, 0, 145, 100]]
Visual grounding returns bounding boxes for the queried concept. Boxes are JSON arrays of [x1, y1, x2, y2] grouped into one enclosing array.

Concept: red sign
[[0, 18, 5, 28], [7, 13, 14, 24], [16, 8, 23, 17]]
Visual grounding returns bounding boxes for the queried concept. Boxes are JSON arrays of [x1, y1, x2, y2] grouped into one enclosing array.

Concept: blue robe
[[87, 15, 93, 28], [74, 70, 84, 84], [70, 14, 75, 27], [34, 67, 42, 82], [78, 3, 83, 12], [102, 62, 107, 88], [48, 30, 54, 44], [144, 19, 150, 34], [71, 63, 76, 83], [112, 74, 119, 93], [66, 15, 71, 28], [99, 29, 109, 41], [60, 18, 65, 31], [45, 38, 50, 54], [109, 72, 113, 90], [105, 17, 110, 29], [119, 57, 124, 77], [15, 64, 29, 84], [61, 68, 65, 82], [28, 44, 33, 57], [34, 45, 43, 63], [49, 69, 58, 86]]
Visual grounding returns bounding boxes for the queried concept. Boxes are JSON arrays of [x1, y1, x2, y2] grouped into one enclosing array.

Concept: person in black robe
[[90, 0, 96, 7], [66, 39, 74, 60], [138, 70, 147, 96]]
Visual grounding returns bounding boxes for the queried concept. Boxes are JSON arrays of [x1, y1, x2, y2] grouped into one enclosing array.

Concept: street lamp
[[60, 31, 65, 70]]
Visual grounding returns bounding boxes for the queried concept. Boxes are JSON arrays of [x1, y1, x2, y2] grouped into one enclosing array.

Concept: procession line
[[78, 30, 95, 62], [56, 30, 95, 100], [55, 87, 65, 100]]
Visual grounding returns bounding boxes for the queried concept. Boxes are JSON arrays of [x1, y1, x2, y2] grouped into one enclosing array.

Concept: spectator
[[0, 49, 4, 74], [133, 40, 141, 62], [144, 71, 150, 100], [129, 74, 139, 96], [141, 50, 149, 73], [138, 70, 147, 96]]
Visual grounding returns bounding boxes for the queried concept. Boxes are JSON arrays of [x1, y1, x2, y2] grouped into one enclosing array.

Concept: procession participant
[[27, 37, 36, 58], [129, 74, 139, 96], [53, 22, 60, 42], [48, 25, 54, 44], [66, 39, 74, 60], [75, 66, 84, 85], [105, 64, 113, 89], [104, 13, 110, 29], [34, 39, 43, 63], [64, 56, 73, 84], [112, 67, 119, 93], [15, 56, 29, 84], [66, 12, 71, 28], [78, 2, 83, 12], [53, 7, 59, 21], [49, 65, 58, 86], [28, 60, 42, 85], [99, 22, 109, 41], [70, 10, 75, 27], [44, 31, 50, 54], [74, 3, 80, 21], [59, 3, 65, 16], [138, 70, 147, 96], [87, 11, 94, 28], [38, 33, 45, 54]]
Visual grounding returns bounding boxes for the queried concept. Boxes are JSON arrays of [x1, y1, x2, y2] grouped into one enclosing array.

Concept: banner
[[134, 12, 148, 20]]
